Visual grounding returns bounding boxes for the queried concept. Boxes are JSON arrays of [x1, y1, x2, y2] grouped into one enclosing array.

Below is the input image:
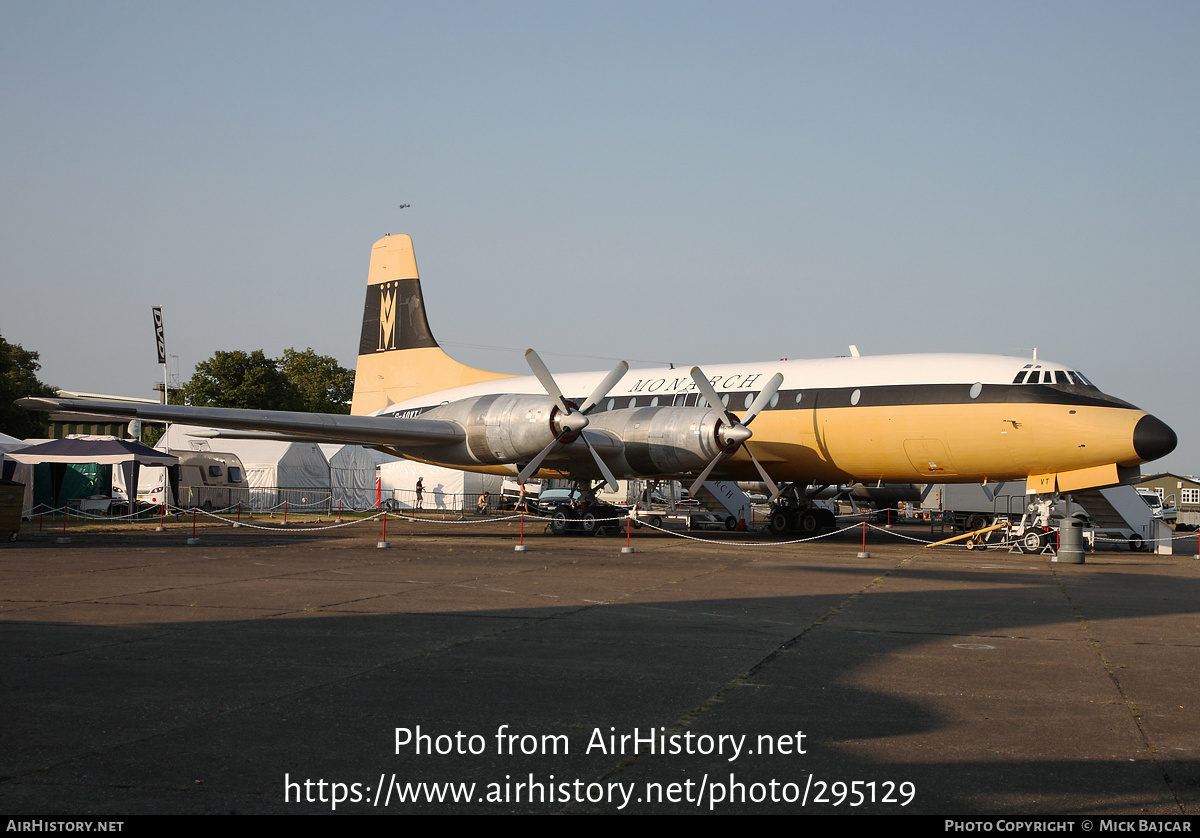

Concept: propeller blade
[[578, 360, 629, 415], [740, 373, 784, 426], [517, 436, 560, 485], [688, 451, 728, 498], [525, 349, 571, 414], [744, 446, 781, 499], [689, 367, 733, 421], [583, 437, 619, 493]]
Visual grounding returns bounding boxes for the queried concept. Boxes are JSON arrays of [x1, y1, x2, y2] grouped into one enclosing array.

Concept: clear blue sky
[[2, 1, 1196, 472]]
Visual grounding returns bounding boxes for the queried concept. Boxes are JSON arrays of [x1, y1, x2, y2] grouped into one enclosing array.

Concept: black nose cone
[[1133, 414, 1177, 462]]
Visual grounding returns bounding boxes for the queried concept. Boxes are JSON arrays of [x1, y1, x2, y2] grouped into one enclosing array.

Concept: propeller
[[517, 349, 627, 491], [687, 367, 784, 499]]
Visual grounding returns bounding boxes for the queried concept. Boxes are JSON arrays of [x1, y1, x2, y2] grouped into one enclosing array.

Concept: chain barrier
[[16, 500, 1200, 553]]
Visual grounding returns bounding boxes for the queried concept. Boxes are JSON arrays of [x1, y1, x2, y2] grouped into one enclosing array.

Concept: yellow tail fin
[[349, 235, 513, 415]]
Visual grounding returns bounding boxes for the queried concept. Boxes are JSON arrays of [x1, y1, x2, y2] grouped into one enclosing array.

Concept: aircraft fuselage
[[377, 352, 1175, 489]]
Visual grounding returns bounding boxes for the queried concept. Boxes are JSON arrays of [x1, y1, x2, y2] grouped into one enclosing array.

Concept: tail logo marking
[[379, 282, 398, 351]]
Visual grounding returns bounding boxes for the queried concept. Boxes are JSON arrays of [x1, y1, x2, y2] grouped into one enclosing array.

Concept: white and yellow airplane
[[19, 234, 1177, 536]]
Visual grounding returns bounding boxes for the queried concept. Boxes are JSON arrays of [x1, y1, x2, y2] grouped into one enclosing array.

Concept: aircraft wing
[[15, 397, 464, 449]]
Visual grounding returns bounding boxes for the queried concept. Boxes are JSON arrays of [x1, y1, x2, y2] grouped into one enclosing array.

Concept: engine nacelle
[[415, 398, 732, 479], [587, 406, 728, 476], [420, 394, 564, 466]]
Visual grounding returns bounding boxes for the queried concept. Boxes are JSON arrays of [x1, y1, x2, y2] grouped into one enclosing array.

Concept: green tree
[[182, 350, 303, 411], [0, 332, 57, 439], [277, 348, 354, 414]]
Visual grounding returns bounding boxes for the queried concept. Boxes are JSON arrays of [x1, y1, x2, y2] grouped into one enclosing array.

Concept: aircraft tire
[[798, 510, 821, 537], [818, 508, 836, 531], [725, 516, 737, 531], [550, 511, 570, 536], [581, 511, 598, 533], [768, 510, 791, 536]]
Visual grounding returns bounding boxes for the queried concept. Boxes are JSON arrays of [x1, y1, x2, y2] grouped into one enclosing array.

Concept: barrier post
[[857, 520, 871, 558], [621, 514, 635, 553], [515, 512, 528, 552], [187, 507, 200, 545], [377, 510, 390, 549]]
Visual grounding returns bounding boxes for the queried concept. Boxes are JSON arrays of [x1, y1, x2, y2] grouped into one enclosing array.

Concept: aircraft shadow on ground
[[1, 560, 1197, 814]]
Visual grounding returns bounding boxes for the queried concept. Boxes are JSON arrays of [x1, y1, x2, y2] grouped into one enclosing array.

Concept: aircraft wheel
[[798, 510, 821, 536], [550, 511, 570, 536], [1128, 534, 1145, 552], [725, 515, 737, 531], [1020, 530, 1045, 554], [818, 508, 836, 531], [768, 510, 791, 536]]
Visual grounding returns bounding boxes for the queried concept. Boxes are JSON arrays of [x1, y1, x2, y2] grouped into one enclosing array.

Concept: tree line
[[180, 348, 354, 414]]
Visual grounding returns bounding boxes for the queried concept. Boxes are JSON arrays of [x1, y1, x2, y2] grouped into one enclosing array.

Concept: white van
[[114, 450, 250, 511]]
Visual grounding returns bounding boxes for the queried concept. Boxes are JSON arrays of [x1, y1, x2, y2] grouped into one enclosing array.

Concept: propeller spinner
[[687, 367, 784, 499], [516, 349, 627, 491]]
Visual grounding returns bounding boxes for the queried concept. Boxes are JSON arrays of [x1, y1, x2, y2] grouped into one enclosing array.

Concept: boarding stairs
[[692, 481, 755, 529]]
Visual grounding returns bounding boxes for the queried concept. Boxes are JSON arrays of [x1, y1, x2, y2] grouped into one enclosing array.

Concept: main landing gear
[[546, 480, 623, 537], [767, 484, 837, 537]]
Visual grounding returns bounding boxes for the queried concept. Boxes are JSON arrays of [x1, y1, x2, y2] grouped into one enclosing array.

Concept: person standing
[[415, 477, 424, 510]]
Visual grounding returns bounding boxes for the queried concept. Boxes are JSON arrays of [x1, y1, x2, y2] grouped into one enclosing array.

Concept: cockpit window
[[1013, 367, 1095, 388]]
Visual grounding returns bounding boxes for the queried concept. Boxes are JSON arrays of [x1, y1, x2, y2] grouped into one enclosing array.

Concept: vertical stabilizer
[[350, 235, 513, 415]]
